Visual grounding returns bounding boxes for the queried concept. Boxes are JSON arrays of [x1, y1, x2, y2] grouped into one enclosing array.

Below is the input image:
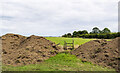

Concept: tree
[[81, 30, 88, 34], [66, 33, 72, 37], [91, 27, 101, 34], [73, 31, 78, 37], [78, 31, 82, 34], [101, 28, 111, 33], [62, 34, 67, 37]]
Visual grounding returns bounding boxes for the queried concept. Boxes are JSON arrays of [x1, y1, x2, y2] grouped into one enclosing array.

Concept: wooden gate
[[64, 40, 74, 50]]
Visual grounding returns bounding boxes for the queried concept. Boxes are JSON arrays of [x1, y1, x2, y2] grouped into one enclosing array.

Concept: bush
[[80, 33, 120, 39], [62, 27, 120, 39]]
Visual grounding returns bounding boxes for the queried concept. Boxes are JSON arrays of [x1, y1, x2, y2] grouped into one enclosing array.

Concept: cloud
[[0, 0, 119, 36]]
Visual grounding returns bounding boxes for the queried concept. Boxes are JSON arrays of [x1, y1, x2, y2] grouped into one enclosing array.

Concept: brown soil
[[71, 37, 120, 71], [2, 34, 62, 66]]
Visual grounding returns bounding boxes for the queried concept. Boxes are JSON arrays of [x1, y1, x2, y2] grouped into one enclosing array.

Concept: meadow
[[45, 37, 94, 46], [2, 37, 115, 71]]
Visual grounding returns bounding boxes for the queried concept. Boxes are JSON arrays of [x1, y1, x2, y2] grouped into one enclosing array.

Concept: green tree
[[81, 30, 88, 34], [73, 31, 78, 37], [91, 27, 101, 34], [101, 28, 111, 33], [78, 31, 82, 34], [62, 34, 67, 37], [66, 33, 72, 37]]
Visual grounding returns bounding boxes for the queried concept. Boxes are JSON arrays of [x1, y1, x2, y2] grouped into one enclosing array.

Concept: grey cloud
[[0, 16, 14, 21], [0, 0, 118, 36]]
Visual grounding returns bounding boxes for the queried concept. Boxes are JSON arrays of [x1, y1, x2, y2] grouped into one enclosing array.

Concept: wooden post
[[64, 41, 67, 50], [72, 40, 74, 49]]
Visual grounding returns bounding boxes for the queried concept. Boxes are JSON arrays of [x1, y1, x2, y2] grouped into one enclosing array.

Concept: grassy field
[[2, 53, 115, 71], [46, 37, 94, 46], [3, 37, 114, 71]]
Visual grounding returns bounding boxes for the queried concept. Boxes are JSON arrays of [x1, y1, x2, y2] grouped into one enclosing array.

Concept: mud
[[2, 34, 61, 66], [71, 37, 120, 71]]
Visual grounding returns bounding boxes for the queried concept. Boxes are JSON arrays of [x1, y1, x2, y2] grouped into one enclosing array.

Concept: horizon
[[0, 29, 119, 37]]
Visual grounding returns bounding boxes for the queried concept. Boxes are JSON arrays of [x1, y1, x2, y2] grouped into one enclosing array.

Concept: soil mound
[[2, 34, 61, 66], [71, 37, 120, 71]]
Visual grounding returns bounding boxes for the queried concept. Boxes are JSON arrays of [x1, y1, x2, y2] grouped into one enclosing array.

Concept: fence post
[[64, 41, 67, 50], [72, 40, 74, 49]]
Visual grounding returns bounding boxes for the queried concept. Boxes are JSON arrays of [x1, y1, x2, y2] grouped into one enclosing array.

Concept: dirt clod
[[2, 33, 62, 66], [71, 37, 120, 71]]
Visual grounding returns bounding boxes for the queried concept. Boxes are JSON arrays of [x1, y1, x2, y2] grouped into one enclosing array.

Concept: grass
[[2, 53, 115, 71], [45, 37, 94, 46], [2, 37, 114, 71]]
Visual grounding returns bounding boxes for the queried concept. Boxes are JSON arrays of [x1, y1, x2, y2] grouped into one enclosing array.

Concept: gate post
[[72, 40, 74, 50], [64, 41, 67, 50]]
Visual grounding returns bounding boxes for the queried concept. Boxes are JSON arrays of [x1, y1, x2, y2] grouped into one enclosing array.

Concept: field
[[45, 37, 95, 46], [2, 53, 115, 71], [2, 36, 116, 71]]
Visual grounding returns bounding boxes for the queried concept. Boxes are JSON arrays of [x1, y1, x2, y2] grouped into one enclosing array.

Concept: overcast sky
[[0, 0, 119, 36]]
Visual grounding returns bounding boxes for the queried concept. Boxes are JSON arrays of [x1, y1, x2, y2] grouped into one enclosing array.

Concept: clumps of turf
[[71, 37, 120, 71], [2, 33, 62, 66]]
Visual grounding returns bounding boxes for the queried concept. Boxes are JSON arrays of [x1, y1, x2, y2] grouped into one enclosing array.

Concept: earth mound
[[71, 37, 120, 71], [2, 34, 61, 66]]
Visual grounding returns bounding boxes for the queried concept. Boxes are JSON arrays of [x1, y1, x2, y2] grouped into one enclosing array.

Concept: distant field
[[46, 37, 94, 46], [2, 53, 115, 71]]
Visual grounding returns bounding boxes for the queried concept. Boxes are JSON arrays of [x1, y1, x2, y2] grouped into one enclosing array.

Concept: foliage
[[62, 33, 72, 38], [101, 28, 111, 33], [90, 27, 101, 34], [81, 32, 120, 39], [62, 27, 120, 39]]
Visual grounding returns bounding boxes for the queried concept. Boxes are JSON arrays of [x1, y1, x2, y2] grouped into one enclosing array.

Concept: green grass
[[2, 53, 115, 71], [45, 37, 94, 46], [2, 37, 114, 71]]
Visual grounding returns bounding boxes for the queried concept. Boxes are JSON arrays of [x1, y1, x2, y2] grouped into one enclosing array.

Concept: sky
[[0, 0, 119, 36]]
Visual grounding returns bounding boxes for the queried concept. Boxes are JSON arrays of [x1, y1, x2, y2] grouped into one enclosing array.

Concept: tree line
[[62, 27, 120, 39]]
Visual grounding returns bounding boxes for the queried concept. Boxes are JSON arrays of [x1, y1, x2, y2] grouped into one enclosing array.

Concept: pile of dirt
[[2, 34, 62, 66], [71, 37, 120, 71]]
